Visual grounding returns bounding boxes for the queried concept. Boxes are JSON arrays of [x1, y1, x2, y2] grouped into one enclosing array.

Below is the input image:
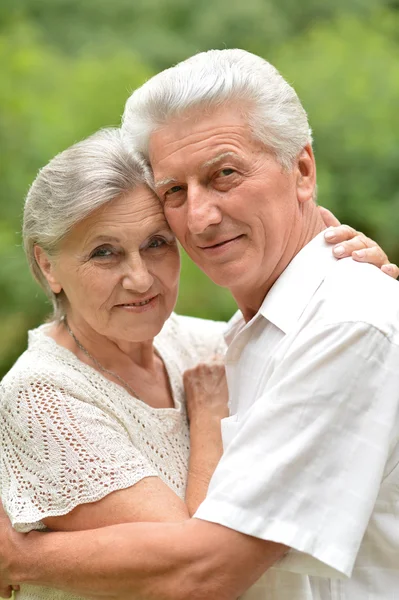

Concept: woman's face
[[42, 185, 181, 343]]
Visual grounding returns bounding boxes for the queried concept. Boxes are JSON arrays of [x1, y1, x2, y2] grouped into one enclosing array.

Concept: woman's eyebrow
[[85, 235, 121, 246]]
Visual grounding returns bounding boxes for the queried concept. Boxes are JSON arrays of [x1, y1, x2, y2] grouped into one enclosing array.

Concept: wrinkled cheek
[[79, 285, 113, 317], [165, 210, 187, 243]]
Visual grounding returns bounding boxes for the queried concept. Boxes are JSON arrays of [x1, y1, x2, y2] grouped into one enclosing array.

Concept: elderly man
[[1, 49, 399, 600]]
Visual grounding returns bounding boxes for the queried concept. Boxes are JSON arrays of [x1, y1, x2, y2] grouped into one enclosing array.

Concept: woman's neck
[[50, 314, 158, 373]]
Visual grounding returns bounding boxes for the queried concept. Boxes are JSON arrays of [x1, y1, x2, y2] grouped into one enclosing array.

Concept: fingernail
[[324, 230, 335, 240], [383, 264, 393, 273], [354, 250, 365, 258], [334, 245, 345, 256]]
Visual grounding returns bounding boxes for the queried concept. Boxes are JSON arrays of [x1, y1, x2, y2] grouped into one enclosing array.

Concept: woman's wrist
[[188, 403, 228, 424]]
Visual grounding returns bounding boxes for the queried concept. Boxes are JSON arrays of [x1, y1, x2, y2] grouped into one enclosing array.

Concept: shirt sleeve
[[194, 321, 399, 578], [0, 376, 158, 532]]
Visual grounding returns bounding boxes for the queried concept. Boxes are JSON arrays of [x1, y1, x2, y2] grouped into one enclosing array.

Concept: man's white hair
[[122, 48, 312, 170]]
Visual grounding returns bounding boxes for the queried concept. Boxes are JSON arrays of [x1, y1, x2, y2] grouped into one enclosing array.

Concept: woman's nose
[[121, 257, 154, 293]]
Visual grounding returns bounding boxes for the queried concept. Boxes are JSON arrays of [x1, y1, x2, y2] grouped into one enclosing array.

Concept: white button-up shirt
[[195, 232, 399, 599]]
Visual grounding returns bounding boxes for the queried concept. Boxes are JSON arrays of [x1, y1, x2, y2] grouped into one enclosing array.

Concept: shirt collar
[[224, 231, 338, 343], [259, 231, 338, 334], [224, 309, 245, 346]]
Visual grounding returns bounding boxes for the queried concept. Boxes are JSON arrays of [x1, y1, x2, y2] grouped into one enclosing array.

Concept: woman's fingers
[[0, 585, 13, 598], [319, 206, 341, 227], [324, 225, 359, 245], [184, 363, 229, 422], [184, 363, 227, 398], [330, 233, 373, 259], [350, 244, 389, 266], [323, 227, 399, 277], [379, 263, 399, 279]]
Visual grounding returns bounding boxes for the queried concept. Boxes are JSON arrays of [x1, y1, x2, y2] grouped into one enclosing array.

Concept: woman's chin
[[108, 314, 168, 343]]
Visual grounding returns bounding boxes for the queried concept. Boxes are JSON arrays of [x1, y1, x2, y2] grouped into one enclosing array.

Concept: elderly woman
[[0, 128, 394, 600], [1, 128, 230, 600]]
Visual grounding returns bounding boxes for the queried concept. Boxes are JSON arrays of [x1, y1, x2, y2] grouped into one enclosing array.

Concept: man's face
[[150, 105, 313, 305]]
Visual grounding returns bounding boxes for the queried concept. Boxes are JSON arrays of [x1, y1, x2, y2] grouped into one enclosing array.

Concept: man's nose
[[186, 186, 222, 235], [121, 256, 154, 293]]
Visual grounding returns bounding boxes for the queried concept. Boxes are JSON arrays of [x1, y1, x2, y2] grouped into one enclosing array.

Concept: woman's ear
[[296, 144, 316, 204], [34, 246, 62, 294]]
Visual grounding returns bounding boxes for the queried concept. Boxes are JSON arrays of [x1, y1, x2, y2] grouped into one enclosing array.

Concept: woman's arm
[[42, 476, 189, 531], [42, 362, 229, 532], [183, 362, 228, 516]]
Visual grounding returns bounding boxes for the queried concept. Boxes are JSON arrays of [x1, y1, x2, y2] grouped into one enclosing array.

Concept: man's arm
[[1, 512, 287, 600], [195, 317, 399, 579]]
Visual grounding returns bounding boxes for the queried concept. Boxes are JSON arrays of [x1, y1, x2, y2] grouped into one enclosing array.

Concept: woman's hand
[[319, 206, 399, 279], [0, 505, 20, 598], [184, 360, 229, 424]]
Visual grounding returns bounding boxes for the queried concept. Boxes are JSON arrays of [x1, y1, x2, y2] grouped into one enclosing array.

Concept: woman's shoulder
[[1, 323, 87, 398], [156, 312, 228, 364]]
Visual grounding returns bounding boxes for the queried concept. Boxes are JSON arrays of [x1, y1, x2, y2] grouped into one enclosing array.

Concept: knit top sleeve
[[0, 364, 158, 532]]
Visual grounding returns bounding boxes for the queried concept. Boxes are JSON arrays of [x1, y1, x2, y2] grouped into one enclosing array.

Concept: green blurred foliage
[[0, 2, 398, 375]]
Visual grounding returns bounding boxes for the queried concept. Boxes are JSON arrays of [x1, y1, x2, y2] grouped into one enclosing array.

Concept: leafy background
[[1, 0, 399, 376]]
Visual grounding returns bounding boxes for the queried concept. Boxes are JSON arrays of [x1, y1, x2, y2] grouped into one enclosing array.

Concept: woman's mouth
[[120, 299, 152, 307], [115, 295, 159, 311]]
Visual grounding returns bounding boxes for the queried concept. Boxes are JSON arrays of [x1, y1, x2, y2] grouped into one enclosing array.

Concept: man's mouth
[[198, 235, 244, 250]]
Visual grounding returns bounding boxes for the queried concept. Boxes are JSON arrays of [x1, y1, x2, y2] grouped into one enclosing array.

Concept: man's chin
[[199, 262, 248, 290]]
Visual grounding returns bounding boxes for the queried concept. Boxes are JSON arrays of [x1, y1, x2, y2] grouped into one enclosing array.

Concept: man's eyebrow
[[154, 152, 239, 189], [201, 152, 239, 169], [154, 178, 178, 190]]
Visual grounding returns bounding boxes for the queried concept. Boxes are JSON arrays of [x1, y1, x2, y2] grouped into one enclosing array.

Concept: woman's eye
[[148, 237, 166, 249], [219, 168, 235, 177], [90, 246, 114, 259]]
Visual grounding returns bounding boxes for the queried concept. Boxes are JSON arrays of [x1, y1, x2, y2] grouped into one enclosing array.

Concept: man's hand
[[319, 206, 399, 278], [0, 505, 20, 599]]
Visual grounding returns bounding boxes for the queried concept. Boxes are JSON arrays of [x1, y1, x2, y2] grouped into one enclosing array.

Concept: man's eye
[[165, 185, 183, 196], [219, 168, 235, 177]]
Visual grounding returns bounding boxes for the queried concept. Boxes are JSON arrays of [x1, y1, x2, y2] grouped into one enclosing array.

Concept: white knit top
[[0, 313, 226, 599]]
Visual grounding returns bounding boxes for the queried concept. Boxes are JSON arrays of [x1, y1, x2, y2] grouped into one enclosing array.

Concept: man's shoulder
[[317, 258, 399, 340]]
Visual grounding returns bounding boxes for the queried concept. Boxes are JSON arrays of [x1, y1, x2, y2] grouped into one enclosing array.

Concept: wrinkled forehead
[[60, 186, 168, 248], [148, 103, 258, 176]]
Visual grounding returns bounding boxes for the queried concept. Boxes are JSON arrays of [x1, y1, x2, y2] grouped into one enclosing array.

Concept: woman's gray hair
[[121, 48, 312, 171], [23, 128, 150, 320]]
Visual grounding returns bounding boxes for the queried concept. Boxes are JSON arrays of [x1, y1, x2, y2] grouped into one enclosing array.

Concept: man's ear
[[34, 246, 62, 294], [296, 144, 316, 204]]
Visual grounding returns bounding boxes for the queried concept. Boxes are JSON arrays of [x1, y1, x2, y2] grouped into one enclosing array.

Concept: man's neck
[[234, 208, 325, 322]]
